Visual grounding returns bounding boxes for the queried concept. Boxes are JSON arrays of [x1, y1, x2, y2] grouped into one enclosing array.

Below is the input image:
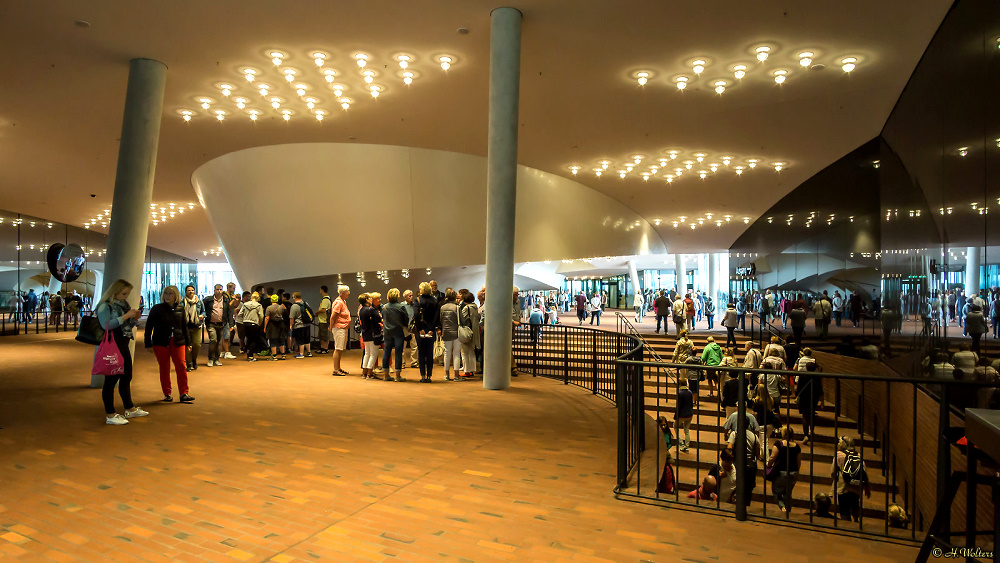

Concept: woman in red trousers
[[144, 285, 195, 403]]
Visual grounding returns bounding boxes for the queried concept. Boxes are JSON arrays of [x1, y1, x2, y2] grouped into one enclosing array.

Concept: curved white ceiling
[[0, 1, 951, 259], [192, 143, 666, 285]]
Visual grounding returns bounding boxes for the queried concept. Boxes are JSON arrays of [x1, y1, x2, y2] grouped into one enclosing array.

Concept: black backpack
[[841, 451, 865, 486], [299, 302, 314, 325]]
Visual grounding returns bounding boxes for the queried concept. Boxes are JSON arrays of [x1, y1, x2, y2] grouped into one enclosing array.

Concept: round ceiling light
[[733, 64, 747, 79], [798, 51, 814, 67], [675, 76, 689, 90], [755, 46, 771, 62], [841, 57, 858, 72]]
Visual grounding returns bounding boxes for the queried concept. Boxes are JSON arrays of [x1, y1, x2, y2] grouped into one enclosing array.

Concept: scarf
[[184, 296, 200, 325]]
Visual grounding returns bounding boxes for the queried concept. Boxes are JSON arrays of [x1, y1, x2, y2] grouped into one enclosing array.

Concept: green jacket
[[702, 342, 723, 366]]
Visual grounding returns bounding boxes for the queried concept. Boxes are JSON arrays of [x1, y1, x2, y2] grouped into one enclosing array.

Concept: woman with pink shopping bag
[[94, 279, 146, 425]]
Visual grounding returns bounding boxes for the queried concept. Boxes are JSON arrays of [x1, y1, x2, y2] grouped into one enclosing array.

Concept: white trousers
[[362, 341, 379, 369], [443, 338, 462, 371]]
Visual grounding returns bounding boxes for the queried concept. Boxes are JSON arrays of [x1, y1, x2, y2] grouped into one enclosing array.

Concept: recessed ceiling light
[[370, 85, 382, 98], [636, 71, 650, 86], [713, 80, 727, 94], [243, 68, 257, 82], [219, 84, 232, 96], [692, 59, 706, 74], [363, 70, 375, 84], [439, 56, 453, 70], [314, 109, 325, 121], [397, 55, 411, 69], [841, 57, 858, 72], [257, 83, 270, 96], [332, 84, 345, 97], [322, 69, 336, 82], [355, 53, 368, 68], [798, 51, 814, 66], [283, 68, 296, 82], [773, 69, 788, 84], [675, 76, 689, 90], [233, 97, 247, 109], [733, 64, 747, 79], [312, 52, 327, 67], [402, 71, 415, 85], [755, 46, 771, 62], [270, 51, 285, 66], [295, 84, 308, 96]]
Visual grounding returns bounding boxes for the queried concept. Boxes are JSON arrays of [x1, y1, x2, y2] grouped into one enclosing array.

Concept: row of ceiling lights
[[0, 218, 54, 228], [632, 46, 862, 93], [203, 247, 224, 257], [764, 212, 856, 227], [353, 268, 429, 287], [659, 214, 751, 229], [178, 49, 457, 123], [569, 151, 786, 182], [83, 202, 198, 229]]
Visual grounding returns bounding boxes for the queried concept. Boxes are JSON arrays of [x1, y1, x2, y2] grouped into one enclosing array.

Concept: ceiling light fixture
[[593, 168, 603, 177], [270, 51, 284, 66], [258, 83, 270, 96], [283, 68, 296, 82], [755, 46, 771, 62], [219, 84, 232, 96], [714, 80, 727, 94], [363, 70, 375, 84], [281, 109, 292, 121], [569, 166, 580, 175], [312, 52, 327, 66], [959, 147, 969, 157], [799, 51, 814, 67], [332, 84, 344, 97], [748, 158, 758, 169], [773, 162, 785, 172], [397, 55, 410, 69], [600, 160, 610, 170], [636, 71, 650, 86], [340, 97, 352, 110], [773, 69, 788, 84], [694, 153, 705, 162], [692, 59, 706, 74], [270, 96, 282, 109], [304, 97, 317, 109], [709, 163, 719, 173], [199, 97, 211, 110], [402, 71, 414, 85], [665, 175, 674, 183], [721, 156, 732, 166], [248, 109, 260, 121], [369, 85, 381, 98], [233, 97, 247, 109], [214, 110, 226, 121], [841, 57, 857, 72], [314, 109, 325, 121], [356, 53, 368, 68], [733, 64, 747, 79], [243, 68, 257, 82], [180, 110, 193, 122], [322, 69, 336, 83], [675, 76, 689, 90], [295, 84, 308, 96], [439, 56, 453, 70], [699, 170, 708, 179], [734, 165, 744, 175]]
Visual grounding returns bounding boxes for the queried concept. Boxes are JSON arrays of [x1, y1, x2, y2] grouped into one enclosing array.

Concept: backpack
[[841, 451, 865, 486], [298, 302, 314, 325]]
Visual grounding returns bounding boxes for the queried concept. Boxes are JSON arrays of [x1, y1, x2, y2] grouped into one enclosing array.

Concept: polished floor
[[0, 332, 916, 562]]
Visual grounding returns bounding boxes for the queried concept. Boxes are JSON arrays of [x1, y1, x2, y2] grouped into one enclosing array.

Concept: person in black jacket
[[144, 285, 194, 403], [359, 292, 383, 380], [415, 282, 441, 383]]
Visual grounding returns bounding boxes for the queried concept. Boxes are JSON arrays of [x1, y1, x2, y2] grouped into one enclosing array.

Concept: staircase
[[635, 329, 910, 537]]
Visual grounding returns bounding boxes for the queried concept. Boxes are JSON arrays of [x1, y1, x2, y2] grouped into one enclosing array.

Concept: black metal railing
[[1, 307, 92, 335], [510, 322, 644, 486], [611, 357, 996, 542]]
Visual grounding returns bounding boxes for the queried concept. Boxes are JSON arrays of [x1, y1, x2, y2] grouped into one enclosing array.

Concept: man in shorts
[[329, 285, 352, 376], [289, 292, 312, 358], [316, 286, 332, 354]]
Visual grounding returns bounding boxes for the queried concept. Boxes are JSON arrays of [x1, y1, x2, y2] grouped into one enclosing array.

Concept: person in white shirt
[[588, 292, 604, 326], [633, 291, 644, 323]]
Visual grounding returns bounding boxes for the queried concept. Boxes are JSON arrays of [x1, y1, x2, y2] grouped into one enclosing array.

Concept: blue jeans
[[590, 309, 602, 325], [707, 314, 714, 329], [383, 333, 405, 371]]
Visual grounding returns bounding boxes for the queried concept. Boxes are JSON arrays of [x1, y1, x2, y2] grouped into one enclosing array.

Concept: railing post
[[615, 358, 627, 488], [735, 371, 748, 521], [592, 331, 598, 392], [563, 327, 570, 386], [936, 383, 951, 534], [532, 325, 538, 377]]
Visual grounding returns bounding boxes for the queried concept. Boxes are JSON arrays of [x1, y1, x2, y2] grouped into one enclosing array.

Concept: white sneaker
[[106, 414, 129, 425], [224, 352, 236, 359], [215, 360, 223, 366], [125, 407, 149, 418], [206, 361, 214, 367]]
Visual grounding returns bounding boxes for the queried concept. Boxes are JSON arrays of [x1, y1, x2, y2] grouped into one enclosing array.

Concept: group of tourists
[[91, 277, 513, 425], [5, 288, 85, 324]]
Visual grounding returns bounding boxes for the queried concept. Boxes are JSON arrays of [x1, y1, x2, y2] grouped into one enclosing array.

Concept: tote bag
[[433, 335, 445, 364], [92, 323, 126, 377]]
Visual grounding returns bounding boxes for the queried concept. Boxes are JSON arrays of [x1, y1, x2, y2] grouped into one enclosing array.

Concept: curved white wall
[[192, 144, 665, 286]]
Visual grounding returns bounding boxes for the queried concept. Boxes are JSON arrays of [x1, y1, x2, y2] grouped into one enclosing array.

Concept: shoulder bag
[[92, 323, 125, 376], [76, 313, 105, 345], [457, 303, 473, 344]]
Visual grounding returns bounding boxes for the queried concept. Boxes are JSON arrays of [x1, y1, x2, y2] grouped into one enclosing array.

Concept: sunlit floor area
[[0, 332, 915, 562]]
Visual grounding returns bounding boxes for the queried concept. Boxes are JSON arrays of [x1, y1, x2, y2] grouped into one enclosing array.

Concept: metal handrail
[[615, 312, 666, 364]]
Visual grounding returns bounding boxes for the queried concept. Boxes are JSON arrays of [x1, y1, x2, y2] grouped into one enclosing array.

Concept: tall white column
[[708, 253, 718, 310], [966, 246, 981, 297], [482, 8, 522, 391], [95, 58, 166, 387], [627, 260, 641, 307], [675, 254, 687, 296]]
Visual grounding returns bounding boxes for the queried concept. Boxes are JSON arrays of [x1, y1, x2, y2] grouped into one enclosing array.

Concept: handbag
[[91, 323, 126, 377], [433, 335, 445, 364], [76, 314, 105, 345], [765, 463, 779, 482]]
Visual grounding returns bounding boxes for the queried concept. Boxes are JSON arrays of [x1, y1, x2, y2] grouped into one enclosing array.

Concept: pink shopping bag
[[92, 322, 125, 376]]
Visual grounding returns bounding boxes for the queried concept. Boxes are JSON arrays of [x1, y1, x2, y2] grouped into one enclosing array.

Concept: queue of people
[[91, 278, 505, 425]]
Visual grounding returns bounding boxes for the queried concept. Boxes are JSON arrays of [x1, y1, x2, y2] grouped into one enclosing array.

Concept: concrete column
[[483, 8, 522, 391], [627, 260, 641, 307], [95, 58, 166, 387], [675, 254, 687, 296], [966, 246, 981, 297], [708, 252, 718, 312]]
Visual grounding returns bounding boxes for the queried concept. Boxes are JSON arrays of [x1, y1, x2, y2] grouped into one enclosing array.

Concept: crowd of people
[[4, 288, 87, 324], [91, 277, 518, 425], [662, 335, 880, 521]]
